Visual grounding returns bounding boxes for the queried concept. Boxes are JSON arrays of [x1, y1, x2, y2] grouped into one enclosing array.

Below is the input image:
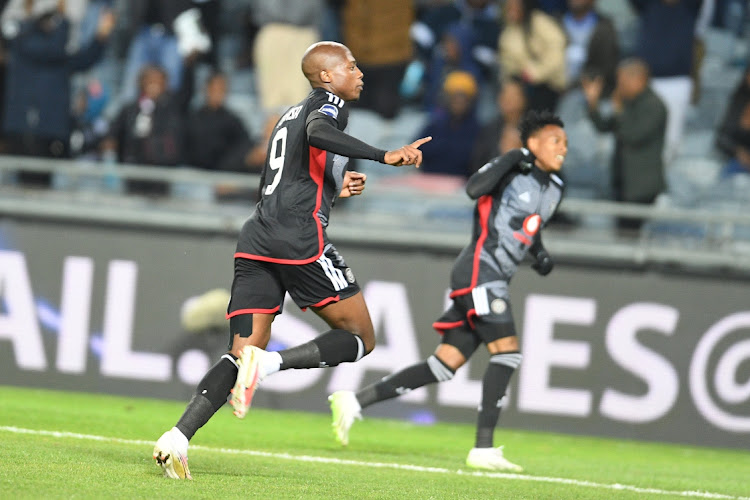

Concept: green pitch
[[0, 386, 748, 500]]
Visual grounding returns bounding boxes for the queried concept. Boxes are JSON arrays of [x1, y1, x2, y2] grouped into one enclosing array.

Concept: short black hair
[[519, 109, 564, 147]]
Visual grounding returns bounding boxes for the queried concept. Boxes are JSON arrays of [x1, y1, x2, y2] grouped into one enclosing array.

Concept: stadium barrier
[[0, 155, 748, 449]]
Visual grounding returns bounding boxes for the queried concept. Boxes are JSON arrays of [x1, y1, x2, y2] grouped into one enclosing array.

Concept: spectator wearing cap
[[415, 70, 481, 177]]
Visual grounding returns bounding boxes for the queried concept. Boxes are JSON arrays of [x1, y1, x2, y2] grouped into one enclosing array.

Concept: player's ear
[[320, 70, 332, 83]]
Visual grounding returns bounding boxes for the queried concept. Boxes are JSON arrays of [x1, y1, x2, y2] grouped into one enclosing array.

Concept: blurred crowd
[[0, 0, 748, 220]]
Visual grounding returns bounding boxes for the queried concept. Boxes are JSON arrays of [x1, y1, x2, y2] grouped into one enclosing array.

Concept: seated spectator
[[561, 0, 619, 96], [185, 72, 253, 173], [582, 58, 667, 232], [102, 64, 190, 195], [498, 0, 567, 113], [416, 70, 480, 178], [715, 66, 750, 159], [1, 3, 115, 186], [720, 129, 750, 179], [470, 78, 527, 172], [411, 0, 500, 77], [423, 22, 482, 112], [70, 77, 111, 161]]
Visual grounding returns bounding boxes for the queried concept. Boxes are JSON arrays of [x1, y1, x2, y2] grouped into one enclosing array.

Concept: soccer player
[[153, 41, 431, 479], [327, 110, 567, 472]]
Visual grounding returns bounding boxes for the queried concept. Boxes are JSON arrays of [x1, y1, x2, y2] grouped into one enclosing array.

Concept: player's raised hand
[[339, 171, 367, 198], [384, 136, 432, 168]]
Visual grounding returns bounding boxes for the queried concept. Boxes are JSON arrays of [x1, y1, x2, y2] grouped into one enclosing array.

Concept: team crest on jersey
[[345, 267, 355, 283], [491, 298, 507, 315], [319, 103, 339, 119]]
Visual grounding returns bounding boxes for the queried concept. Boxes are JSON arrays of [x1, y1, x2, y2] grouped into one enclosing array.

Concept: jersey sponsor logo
[[519, 191, 531, 203], [325, 91, 345, 108]]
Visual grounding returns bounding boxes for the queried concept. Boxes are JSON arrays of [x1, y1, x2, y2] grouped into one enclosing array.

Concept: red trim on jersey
[[466, 308, 478, 330], [309, 145, 327, 254], [230, 146, 329, 266], [513, 231, 532, 246], [450, 194, 493, 298], [432, 320, 465, 335], [226, 306, 281, 319]]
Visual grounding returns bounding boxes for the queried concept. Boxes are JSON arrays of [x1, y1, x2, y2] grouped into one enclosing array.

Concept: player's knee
[[489, 351, 523, 370], [428, 355, 456, 381]]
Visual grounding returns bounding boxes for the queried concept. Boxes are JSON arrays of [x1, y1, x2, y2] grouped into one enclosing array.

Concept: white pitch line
[[1, 425, 747, 500]]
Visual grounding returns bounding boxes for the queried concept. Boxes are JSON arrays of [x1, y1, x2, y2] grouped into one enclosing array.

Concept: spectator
[[102, 64, 190, 195], [118, 0, 210, 103], [629, 0, 701, 165], [498, 0, 567, 113], [411, 0, 501, 77], [561, 0, 619, 96], [417, 70, 481, 177], [340, 0, 414, 119], [720, 129, 750, 179], [70, 77, 110, 160], [1, 2, 114, 186], [2, 0, 90, 52], [250, 0, 322, 111], [185, 72, 253, 173], [423, 22, 482, 112], [470, 77, 527, 173], [715, 66, 750, 159], [582, 58, 667, 231]]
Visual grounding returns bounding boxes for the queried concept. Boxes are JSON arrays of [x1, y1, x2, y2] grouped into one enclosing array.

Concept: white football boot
[[230, 345, 265, 418], [466, 446, 523, 472], [153, 427, 192, 479], [328, 390, 362, 446]]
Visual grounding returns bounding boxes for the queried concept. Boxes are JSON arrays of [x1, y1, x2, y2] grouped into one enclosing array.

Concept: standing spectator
[[118, 0, 210, 103], [70, 77, 110, 160], [2, 2, 114, 186], [715, 66, 750, 159], [498, 0, 567, 113], [340, 0, 414, 119], [629, 0, 701, 165], [250, 0, 322, 112], [328, 110, 567, 473], [102, 64, 190, 195], [470, 77, 527, 173], [185, 72, 252, 172], [582, 58, 667, 231], [417, 70, 481, 177], [561, 0, 619, 96]]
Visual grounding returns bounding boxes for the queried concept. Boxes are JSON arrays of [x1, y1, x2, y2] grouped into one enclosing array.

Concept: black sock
[[475, 352, 522, 448], [279, 329, 364, 370], [176, 354, 237, 440], [356, 355, 455, 408]]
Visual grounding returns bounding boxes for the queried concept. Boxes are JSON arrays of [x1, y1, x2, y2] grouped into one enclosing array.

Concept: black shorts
[[227, 244, 361, 318], [432, 282, 516, 358]]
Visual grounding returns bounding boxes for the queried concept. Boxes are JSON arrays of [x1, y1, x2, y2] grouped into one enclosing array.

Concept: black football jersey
[[235, 88, 351, 264]]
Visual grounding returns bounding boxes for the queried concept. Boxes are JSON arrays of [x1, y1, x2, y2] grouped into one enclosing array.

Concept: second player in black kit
[[328, 110, 567, 473], [152, 41, 430, 479]]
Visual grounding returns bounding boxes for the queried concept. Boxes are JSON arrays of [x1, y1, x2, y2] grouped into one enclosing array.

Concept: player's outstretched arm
[[339, 171, 367, 198], [384, 136, 432, 167]]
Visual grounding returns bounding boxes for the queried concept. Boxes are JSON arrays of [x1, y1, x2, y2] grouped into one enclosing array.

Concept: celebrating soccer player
[[153, 41, 430, 479], [328, 110, 567, 472]]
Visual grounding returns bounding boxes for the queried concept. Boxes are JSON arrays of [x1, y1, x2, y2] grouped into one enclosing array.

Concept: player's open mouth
[[555, 155, 565, 162]]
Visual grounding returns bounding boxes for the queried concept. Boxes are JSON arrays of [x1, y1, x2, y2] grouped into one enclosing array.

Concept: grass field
[[0, 385, 748, 500]]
